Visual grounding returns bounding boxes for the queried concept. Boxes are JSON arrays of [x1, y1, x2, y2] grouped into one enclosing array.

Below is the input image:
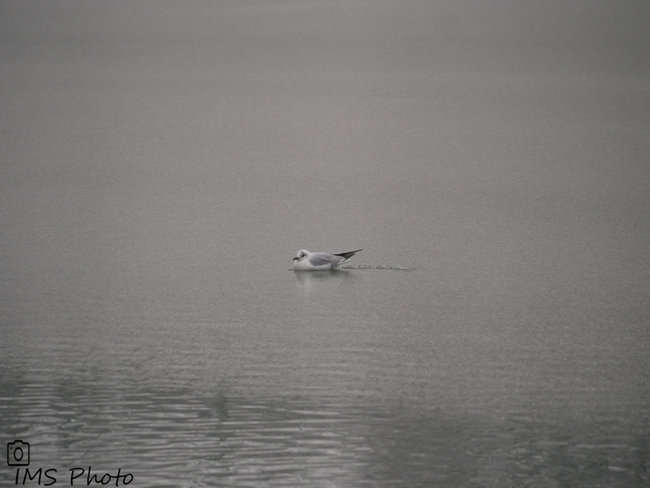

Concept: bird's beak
[[293, 257, 299, 260]]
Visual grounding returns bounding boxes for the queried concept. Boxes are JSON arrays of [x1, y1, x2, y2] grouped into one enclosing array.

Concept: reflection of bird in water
[[293, 266, 354, 295], [293, 249, 362, 271]]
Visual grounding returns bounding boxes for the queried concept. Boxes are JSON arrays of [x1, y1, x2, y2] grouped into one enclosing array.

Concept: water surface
[[1, 1, 649, 486]]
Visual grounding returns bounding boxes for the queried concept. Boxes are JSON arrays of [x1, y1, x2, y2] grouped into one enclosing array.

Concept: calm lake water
[[1, 1, 649, 486]]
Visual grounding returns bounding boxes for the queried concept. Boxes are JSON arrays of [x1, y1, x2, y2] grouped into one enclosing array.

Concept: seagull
[[293, 249, 362, 271]]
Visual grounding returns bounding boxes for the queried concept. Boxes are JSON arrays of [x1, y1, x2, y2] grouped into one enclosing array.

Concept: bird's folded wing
[[309, 253, 339, 267]]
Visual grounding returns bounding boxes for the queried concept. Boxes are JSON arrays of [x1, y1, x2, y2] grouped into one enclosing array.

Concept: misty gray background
[[1, 1, 649, 487]]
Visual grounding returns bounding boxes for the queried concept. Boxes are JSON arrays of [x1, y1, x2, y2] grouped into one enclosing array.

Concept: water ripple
[[341, 265, 417, 271]]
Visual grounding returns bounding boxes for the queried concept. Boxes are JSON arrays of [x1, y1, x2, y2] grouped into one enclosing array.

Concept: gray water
[[1, 1, 649, 486]]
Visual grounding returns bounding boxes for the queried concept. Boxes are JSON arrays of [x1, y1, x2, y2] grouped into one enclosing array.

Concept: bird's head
[[293, 249, 309, 261]]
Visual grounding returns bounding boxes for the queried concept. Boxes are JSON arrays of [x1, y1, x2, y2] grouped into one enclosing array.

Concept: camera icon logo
[[7, 440, 30, 466]]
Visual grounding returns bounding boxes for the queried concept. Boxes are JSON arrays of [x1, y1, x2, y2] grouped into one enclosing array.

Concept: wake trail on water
[[340, 265, 416, 271]]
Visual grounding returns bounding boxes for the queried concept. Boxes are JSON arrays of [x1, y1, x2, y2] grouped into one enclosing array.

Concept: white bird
[[293, 249, 362, 271]]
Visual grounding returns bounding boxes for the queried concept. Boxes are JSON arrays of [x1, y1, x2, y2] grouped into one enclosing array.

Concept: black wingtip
[[334, 249, 363, 259]]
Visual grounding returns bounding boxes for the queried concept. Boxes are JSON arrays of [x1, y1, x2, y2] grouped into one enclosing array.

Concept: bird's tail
[[334, 249, 363, 261]]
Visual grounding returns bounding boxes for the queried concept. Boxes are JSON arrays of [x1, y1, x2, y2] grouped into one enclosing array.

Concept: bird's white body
[[293, 249, 362, 271]]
